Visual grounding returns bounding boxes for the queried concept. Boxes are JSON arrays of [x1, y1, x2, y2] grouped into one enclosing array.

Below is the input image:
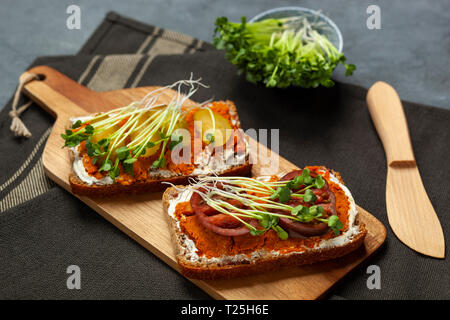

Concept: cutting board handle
[[366, 81, 416, 167], [20, 66, 94, 118]]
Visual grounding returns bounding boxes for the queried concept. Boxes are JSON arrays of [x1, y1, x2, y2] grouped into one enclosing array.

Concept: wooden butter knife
[[366, 81, 445, 258]]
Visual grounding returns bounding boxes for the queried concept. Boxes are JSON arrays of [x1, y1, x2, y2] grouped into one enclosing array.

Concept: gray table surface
[[1, 0, 449, 111]]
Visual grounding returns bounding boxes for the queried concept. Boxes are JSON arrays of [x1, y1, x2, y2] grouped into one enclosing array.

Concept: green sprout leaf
[[115, 146, 130, 160], [108, 159, 120, 179], [269, 187, 281, 200], [249, 228, 265, 236], [303, 189, 317, 203], [328, 215, 344, 235], [278, 187, 291, 203], [291, 204, 305, 216], [158, 131, 169, 140], [270, 186, 291, 203], [84, 125, 94, 135], [289, 175, 304, 189], [72, 120, 82, 129], [152, 157, 166, 169], [273, 225, 288, 240], [124, 158, 137, 164], [260, 214, 270, 228], [345, 64, 356, 76], [85, 138, 107, 158], [301, 168, 313, 185], [206, 133, 215, 144], [85, 139, 95, 157], [314, 175, 325, 189], [123, 161, 134, 176], [169, 134, 183, 150], [99, 159, 112, 172]]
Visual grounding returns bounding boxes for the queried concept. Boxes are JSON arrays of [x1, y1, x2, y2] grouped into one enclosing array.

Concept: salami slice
[[278, 169, 337, 237], [190, 190, 217, 216], [196, 210, 254, 236], [190, 186, 255, 236]]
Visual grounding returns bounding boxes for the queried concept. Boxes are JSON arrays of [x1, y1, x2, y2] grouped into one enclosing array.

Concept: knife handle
[[366, 81, 416, 167]]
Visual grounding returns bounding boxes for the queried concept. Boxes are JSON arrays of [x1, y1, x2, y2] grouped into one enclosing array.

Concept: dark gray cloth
[[1, 12, 449, 300]]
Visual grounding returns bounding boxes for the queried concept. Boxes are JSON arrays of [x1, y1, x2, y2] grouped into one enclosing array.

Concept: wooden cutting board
[[21, 66, 386, 300]]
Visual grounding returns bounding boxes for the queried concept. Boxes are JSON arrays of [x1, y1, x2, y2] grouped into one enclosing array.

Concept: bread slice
[[67, 100, 252, 196], [163, 170, 367, 280]]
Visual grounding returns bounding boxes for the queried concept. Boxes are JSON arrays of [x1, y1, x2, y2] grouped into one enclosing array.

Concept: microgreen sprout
[[214, 16, 356, 88], [62, 76, 209, 177]]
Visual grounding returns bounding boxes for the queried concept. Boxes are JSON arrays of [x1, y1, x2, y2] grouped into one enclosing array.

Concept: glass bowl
[[249, 6, 343, 53]]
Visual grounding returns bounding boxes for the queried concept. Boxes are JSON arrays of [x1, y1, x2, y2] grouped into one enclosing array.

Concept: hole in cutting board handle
[[35, 73, 46, 81]]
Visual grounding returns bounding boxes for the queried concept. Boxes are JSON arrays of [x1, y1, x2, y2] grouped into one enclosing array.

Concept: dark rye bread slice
[[163, 186, 367, 280], [68, 100, 251, 196]]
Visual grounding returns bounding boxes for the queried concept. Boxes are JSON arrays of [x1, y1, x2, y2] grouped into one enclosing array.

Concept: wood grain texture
[[367, 81, 444, 258], [21, 66, 387, 299], [366, 81, 416, 167]]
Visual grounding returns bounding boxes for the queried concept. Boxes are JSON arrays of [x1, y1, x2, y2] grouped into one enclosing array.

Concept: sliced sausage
[[278, 169, 338, 237]]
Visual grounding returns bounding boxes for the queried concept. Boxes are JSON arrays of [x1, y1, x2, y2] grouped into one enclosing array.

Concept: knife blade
[[366, 81, 445, 258]]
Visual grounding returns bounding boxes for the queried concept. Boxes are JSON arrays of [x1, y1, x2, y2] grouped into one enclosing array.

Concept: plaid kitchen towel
[[0, 12, 449, 299]]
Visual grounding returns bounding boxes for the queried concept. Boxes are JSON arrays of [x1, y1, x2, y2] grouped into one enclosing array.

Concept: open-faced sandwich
[[163, 166, 367, 279], [61, 79, 251, 196]]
